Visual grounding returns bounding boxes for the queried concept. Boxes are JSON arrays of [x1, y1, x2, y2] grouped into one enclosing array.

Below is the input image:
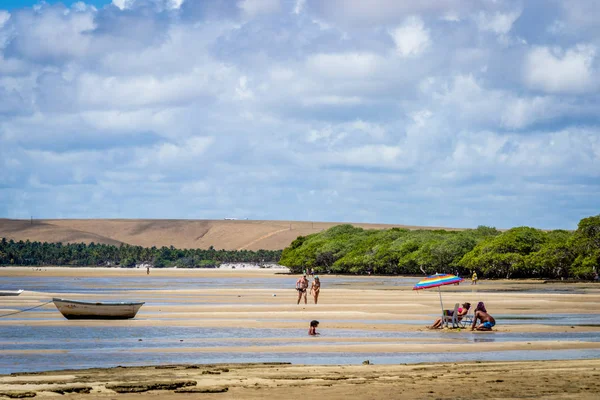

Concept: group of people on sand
[[296, 274, 320, 305], [428, 301, 495, 331]]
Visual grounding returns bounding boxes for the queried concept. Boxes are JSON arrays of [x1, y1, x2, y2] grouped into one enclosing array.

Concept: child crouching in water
[[309, 320, 320, 336]]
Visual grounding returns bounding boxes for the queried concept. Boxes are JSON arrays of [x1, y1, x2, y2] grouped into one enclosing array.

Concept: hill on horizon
[[0, 219, 464, 251]]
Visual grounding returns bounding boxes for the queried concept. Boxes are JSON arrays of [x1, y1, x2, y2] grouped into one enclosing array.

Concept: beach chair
[[443, 303, 461, 328], [459, 308, 474, 328]]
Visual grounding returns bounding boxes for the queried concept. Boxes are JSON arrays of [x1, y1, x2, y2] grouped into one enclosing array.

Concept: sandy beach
[[1, 267, 599, 398], [2, 360, 600, 399]]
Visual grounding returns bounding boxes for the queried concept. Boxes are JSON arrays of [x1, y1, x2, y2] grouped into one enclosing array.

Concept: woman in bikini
[[310, 276, 321, 304], [427, 302, 471, 329]]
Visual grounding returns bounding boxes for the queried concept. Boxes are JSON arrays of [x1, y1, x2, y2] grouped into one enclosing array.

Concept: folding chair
[[443, 303, 460, 328], [459, 308, 474, 328]]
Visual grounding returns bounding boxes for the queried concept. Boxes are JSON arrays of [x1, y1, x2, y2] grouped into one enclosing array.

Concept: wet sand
[[1, 360, 599, 399], [1, 267, 600, 398]]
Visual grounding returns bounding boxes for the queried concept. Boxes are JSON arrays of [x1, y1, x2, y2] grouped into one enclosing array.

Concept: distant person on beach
[[427, 302, 471, 329], [471, 271, 478, 285], [310, 276, 321, 304], [310, 268, 315, 277], [146, 266, 150, 275], [471, 301, 495, 331], [296, 275, 309, 304], [309, 320, 320, 336]]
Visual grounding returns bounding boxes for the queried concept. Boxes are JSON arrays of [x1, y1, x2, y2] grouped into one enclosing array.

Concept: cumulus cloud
[[524, 44, 597, 93], [389, 16, 431, 57], [0, 0, 598, 228], [305, 0, 464, 25], [475, 10, 522, 35], [0, 10, 10, 27], [238, 0, 280, 17], [306, 52, 382, 77]]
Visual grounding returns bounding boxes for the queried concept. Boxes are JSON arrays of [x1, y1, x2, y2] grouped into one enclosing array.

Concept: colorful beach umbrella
[[413, 273, 463, 321]]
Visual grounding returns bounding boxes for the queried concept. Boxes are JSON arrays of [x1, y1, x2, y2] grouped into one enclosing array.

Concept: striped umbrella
[[413, 273, 463, 321]]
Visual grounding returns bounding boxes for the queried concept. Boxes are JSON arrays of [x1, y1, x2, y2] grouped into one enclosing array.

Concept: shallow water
[[2, 325, 600, 374], [2, 326, 599, 349], [4, 349, 600, 374], [1, 274, 600, 374], [0, 275, 418, 293]]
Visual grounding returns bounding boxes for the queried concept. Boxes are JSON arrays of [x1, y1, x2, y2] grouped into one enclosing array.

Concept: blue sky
[[1, 0, 110, 10], [0, 0, 599, 229]]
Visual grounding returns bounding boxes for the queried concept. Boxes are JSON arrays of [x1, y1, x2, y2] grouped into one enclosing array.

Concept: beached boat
[[0, 290, 24, 296], [52, 298, 145, 320]]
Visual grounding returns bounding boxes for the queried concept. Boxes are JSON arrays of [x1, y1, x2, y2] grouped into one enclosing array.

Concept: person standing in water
[[296, 275, 309, 305], [310, 276, 321, 304]]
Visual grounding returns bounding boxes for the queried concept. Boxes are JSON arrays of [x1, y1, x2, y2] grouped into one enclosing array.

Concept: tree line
[[0, 239, 282, 268], [279, 215, 600, 279]]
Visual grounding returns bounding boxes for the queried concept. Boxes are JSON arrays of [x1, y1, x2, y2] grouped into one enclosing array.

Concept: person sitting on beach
[[309, 320, 320, 336], [427, 302, 471, 329], [310, 276, 321, 304], [296, 275, 309, 305], [471, 301, 495, 331]]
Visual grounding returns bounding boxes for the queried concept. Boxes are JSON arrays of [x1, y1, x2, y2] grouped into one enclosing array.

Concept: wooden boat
[[0, 290, 24, 296], [53, 298, 145, 320]]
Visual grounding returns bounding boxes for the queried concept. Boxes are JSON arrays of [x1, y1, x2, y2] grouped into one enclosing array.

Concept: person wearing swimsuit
[[471, 302, 496, 331], [311, 276, 321, 304], [427, 302, 471, 329], [296, 275, 309, 305]]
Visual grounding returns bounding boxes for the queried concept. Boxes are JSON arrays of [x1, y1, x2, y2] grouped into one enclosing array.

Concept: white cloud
[[7, 6, 95, 62], [302, 95, 362, 106], [238, 0, 280, 17], [0, 11, 10, 28], [306, 0, 464, 25], [111, 0, 130, 9], [500, 96, 559, 129], [389, 16, 431, 57], [524, 44, 597, 93], [269, 66, 295, 81], [334, 145, 403, 167], [112, 0, 184, 10], [475, 10, 521, 35], [135, 136, 214, 168], [0, 0, 598, 228], [347, 120, 386, 139], [441, 12, 460, 22], [306, 52, 381, 78], [293, 0, 306, 15], [235, 76, 254, 100]]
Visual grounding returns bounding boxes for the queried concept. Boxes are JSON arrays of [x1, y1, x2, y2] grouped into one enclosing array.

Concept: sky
[[0, 0, 598, 229]]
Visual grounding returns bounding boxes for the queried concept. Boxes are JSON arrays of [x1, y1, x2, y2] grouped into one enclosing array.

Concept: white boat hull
[[53, 298, 145, 320], [0, 290, 24, 296]]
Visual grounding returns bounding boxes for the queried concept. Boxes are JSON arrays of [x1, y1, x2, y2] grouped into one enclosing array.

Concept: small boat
[[53, 298, 145, 320], [0, 290, 24, 296]]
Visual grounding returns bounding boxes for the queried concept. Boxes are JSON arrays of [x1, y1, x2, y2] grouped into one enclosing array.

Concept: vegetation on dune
[[279, 215, 600, 279], [1, 215, 598, 279], [0, 239, 281, 268]]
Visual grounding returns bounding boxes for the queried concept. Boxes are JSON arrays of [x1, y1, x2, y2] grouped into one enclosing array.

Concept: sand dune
[[0, 218, 462, 250]]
